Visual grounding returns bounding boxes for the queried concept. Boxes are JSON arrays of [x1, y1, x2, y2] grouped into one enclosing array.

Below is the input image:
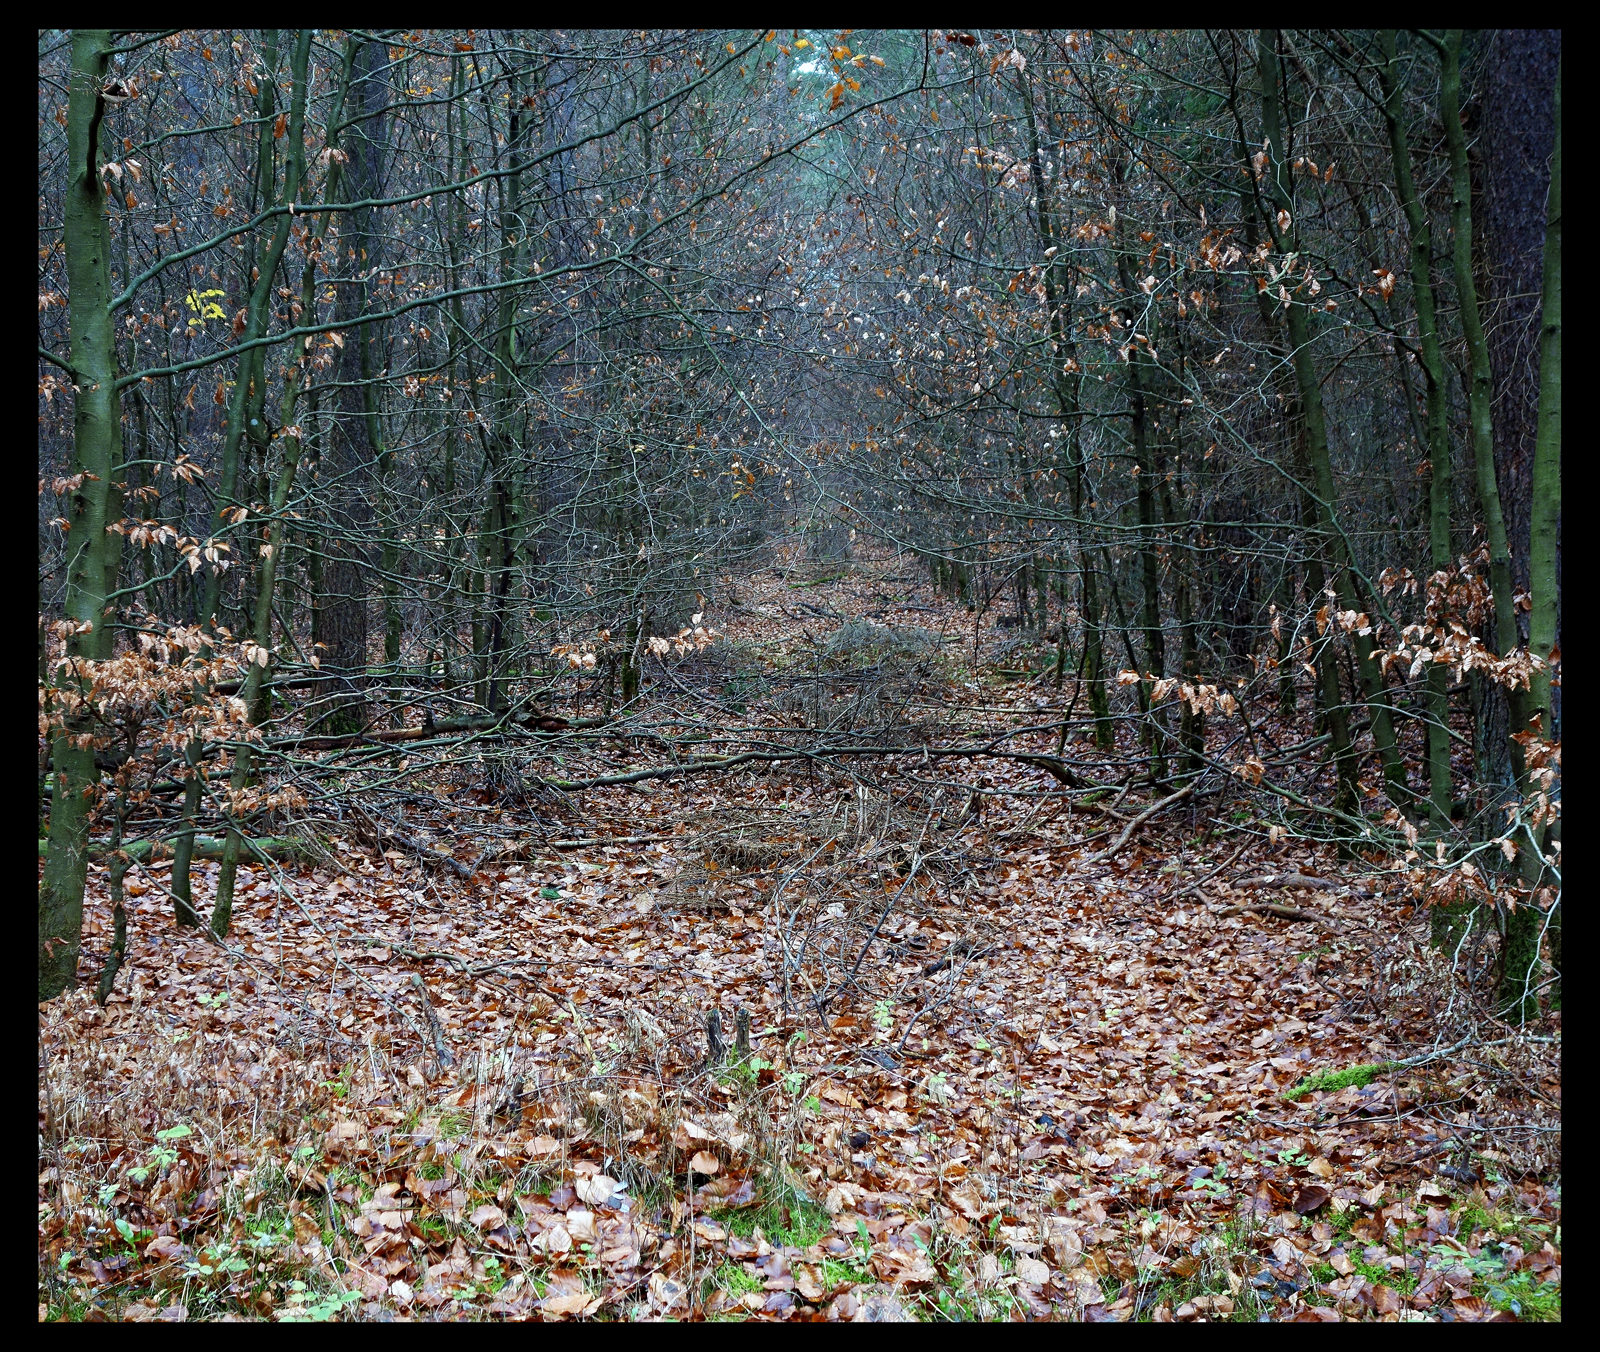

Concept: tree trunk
[[41, 30, 126, 999], [212, 34, 313, 937], [1378, 30, 1455, 829], [311, 39, 391, 735], [1505, 53, 1561, 1019], [1015, 66, 1110, 746], [173, 33, 309, 910], [1480, 31, 1561, 648], [1259, 29, 1409, 810], [1438, 32, 1528, 754]]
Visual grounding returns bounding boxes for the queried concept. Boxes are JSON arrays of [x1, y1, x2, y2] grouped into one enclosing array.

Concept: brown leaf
[[574, 1173, 617, 1206], [1292, 1184, 1331, 1215], [143, 1235, 190, 1263], [672, 1119, 717, 1151], [540, 1290, 597, 1318], [1015, 1255, 1051, 1287], [1367, 1283, 1404, 1316], [796, 1262, 827, 1300]]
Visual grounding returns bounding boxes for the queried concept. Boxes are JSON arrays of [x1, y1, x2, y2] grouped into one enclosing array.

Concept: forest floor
[[39, 548, 1560, 1322]]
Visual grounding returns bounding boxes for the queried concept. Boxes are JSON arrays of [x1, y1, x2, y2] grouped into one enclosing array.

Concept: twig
[[409, 971, 455, 1070], [1170, 840, 1253, 901]]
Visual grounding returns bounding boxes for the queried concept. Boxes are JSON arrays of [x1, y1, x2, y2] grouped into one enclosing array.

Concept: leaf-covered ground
[[39, 553, 1560, 1322]]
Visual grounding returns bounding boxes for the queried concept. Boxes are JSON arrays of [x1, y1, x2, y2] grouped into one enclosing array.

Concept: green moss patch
[[1281, 1061, 1398, 1102]]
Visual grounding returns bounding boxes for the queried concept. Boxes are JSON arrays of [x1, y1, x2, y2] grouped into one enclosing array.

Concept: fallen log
[[36, 834, 316, 865]]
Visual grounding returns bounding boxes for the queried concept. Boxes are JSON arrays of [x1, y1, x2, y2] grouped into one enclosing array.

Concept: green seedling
[[128, 1124, 191, 1185]]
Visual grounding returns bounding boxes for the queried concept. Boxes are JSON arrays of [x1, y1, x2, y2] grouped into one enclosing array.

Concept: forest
[[38, 29, 1559, 1322]]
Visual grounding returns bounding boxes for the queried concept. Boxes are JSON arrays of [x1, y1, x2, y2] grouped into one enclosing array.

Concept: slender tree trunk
[[173, 32, 304, 911], [1113, 204, 1167, 778], [1220, 47, 1357, 802], [1259, 29, 1409, 810], [1524, 58, 1561, 753], [313, 36, 390, 735], [1438, 31, 1527, 752], [212, 33, 313, 936], [1378, 31, 1454, 829], [1480, 31, 1562, 642], [1017, 66, 1110, 745]]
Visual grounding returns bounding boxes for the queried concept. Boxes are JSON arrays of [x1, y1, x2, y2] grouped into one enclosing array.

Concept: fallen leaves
[[36, 554, 1559, 1325]]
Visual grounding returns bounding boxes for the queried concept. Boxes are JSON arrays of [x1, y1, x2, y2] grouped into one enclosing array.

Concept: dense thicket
[[39, 30, 1558, 1016]]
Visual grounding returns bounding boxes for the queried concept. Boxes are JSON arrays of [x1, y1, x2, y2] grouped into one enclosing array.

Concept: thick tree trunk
[[1480, 31, 1561, 645], [41, 30, 126, 999]]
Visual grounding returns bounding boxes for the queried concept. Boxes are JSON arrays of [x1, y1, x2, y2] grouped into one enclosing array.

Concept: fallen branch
[[484, 833, 675, 860], [540, 739, 1154, 793], [1011, 754, 1089, 789], [409, 971, 455, 1070], [1214, 900, 1338, 928], [285, 710, 606, 752], [387, 830, 475, 879], [212, 672, 341, 697], [1078, 782, 1197, 865], [789, 599, 847, 621], [921, 939, 994, 976], [347, 804, 476, 878], [1233, 873, 1366, 894]]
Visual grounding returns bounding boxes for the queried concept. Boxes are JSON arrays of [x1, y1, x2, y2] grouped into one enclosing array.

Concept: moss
[[1348, 1255, 1417, 1294], [714, 1260, 764, 1297], [1281, 1061, 1398, 1102], [721, 1192, 831, 1249], [823, 1257, 870, 1287]]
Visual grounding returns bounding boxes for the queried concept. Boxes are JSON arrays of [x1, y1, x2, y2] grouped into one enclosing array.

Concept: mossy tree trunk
[[41, 30, 126, 999]]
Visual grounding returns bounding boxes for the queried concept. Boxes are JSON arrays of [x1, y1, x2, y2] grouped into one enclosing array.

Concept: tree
[[40, 30, 126, 998]]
